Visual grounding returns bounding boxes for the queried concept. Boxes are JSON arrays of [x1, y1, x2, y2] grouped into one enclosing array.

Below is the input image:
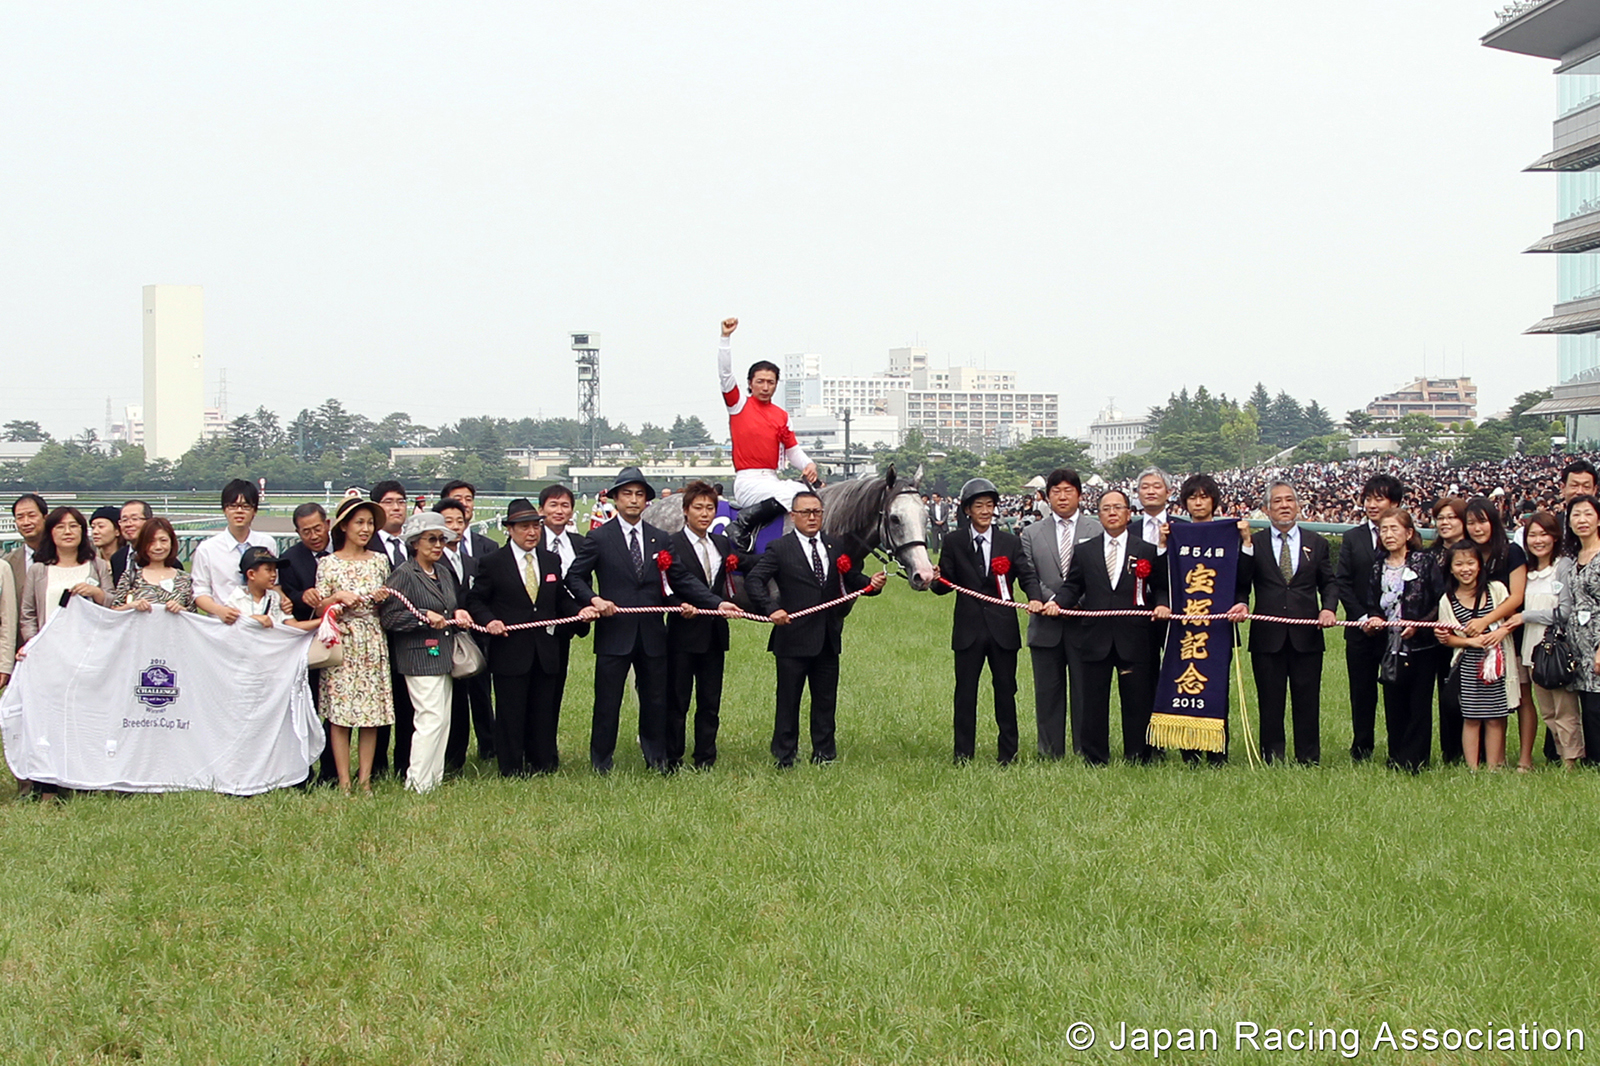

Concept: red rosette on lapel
[[836, 553, 852, 598], [725, 552, 740, 597], [655, 550, 673, 596], [991, 555, 1012, 601], [1132, 556, 1153, 607]]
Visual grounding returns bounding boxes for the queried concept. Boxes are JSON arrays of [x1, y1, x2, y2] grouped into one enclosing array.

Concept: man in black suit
[[565, 467, 678, 774], [1334, 473, 1403, 762], [747, 489, 887, 767], [368, 479, 414, 778], [1048, 489, 1170, 765], [539, 483, 590, 740], [1130, 467, 1173, 753], [932, 477, 1030, 764], [280, 502, 334, 784], [927, 493, 953, 553], [1226, 481, 1339, 765], [441, 480, 501, 766], [663, 480, 747, 770], [113, 500, 155, 584], [465, 498, 572, 776]]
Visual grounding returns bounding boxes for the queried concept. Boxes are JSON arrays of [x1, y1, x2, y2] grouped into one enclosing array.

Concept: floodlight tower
[[572, 332, 601, 465]]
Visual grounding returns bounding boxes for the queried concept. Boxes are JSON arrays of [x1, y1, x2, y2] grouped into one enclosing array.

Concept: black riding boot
[[728, 497, 786, 551]]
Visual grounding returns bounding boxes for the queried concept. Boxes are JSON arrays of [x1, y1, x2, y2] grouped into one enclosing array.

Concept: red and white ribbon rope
[[933, 577, 1463, 632], [321, 580, 883, 636]]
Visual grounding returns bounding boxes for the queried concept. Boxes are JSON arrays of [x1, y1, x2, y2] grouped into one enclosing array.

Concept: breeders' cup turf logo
[[134, 660, 180, 711]]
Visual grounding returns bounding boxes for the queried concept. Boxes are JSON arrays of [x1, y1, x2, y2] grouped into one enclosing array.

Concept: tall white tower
[[142, 285, 205, 461]]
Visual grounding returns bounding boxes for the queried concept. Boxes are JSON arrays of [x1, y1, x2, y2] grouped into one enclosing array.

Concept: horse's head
[[883, 463, 935, 591]]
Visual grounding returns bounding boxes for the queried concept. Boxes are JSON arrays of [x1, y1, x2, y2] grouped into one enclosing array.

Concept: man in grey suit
[[1019, 468, 1102, 759]]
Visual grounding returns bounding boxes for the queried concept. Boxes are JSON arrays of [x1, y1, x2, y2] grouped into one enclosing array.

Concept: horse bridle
[[871, 482, 927, 576]]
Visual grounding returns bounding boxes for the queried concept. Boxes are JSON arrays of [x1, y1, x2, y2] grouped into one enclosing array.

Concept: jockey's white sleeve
[[784, 443, 812, 474], [718, 336, 741, 409]]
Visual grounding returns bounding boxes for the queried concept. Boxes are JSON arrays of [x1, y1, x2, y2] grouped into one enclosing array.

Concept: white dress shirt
[[970, 527, 992, 572], [226, 585, 290, 624], [1271, 524, 1302, 577], [1140, 511, 1168, 554], [795, 529, 830, 578], [510, 540, 540, 588], [543, 526, 576, 576], [190, 528, 278, 606], [374, 530, 407, 566], [1104, 529, 1128, 589], [688, 531, 722, 584]]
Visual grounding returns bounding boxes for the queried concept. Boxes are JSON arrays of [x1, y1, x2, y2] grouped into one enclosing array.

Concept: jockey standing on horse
[[718, 317, 820, 550]]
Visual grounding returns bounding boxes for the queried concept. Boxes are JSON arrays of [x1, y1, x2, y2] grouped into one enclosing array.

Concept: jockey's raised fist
[[721, 318, 739, 337]]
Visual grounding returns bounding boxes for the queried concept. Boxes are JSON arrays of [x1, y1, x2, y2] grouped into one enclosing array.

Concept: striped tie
[[1058, 520, 1072, 579]]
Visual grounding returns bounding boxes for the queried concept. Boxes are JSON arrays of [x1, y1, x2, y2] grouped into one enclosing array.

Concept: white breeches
[[733, 470, 807, 511]]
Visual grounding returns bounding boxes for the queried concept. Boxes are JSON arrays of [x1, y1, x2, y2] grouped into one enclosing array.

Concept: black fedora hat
[[502, 498, 541, 526], [608, 466, 656, 501]]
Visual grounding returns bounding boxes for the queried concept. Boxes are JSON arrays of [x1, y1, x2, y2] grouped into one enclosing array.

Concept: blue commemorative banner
[[1148, 519, 1240, 753]]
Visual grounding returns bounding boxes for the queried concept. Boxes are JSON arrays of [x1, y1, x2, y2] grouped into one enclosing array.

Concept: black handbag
[[1378, 637, 1403, 684], [1532, 624, 1579, 689]]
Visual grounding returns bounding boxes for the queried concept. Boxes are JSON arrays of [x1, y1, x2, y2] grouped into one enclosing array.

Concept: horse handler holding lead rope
[[718, 317, 821, 551], [747, 488, 887, 768]]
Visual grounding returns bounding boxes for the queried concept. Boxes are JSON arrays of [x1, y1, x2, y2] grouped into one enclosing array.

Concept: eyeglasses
[[792, 508, 823, 517], [224, 503, 255, 512], [418, 535, 448, 545]]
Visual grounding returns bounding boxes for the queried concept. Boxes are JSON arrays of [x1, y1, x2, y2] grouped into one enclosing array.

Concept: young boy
[[227, 547, 315, 630]]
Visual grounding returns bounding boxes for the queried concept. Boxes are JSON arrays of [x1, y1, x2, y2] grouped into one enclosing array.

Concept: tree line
[[0, 402, 716, 494], [1130, 385, 1563, 476]]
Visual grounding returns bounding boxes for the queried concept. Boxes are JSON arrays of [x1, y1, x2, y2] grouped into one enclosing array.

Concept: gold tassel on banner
[[1146, 713, 1227, 753]]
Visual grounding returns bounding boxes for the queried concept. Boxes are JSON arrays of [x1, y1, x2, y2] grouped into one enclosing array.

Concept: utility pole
[[842, 407, 852, 476]]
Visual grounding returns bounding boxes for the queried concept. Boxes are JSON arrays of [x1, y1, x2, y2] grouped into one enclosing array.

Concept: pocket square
[[544, 573, 557, 582]]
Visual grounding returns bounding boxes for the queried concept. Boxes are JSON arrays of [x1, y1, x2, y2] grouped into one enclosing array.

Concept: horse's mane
[[820, 474, 887, 544]]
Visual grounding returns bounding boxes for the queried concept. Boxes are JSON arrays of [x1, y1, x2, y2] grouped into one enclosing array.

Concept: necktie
[[1279, 533, 1294, 581], [388, 536, 403, 567], [1146, 516, 1159, 543], [460, 536, 470, 559], [523, 551, 539, 601], [1058, 520, 1072, 579], [629, 528, 644, 577], [1106, 537, 1119, 584], [698, 537, 713, 582], [974, 535, 985, 571], [810, 537, 825, 584]]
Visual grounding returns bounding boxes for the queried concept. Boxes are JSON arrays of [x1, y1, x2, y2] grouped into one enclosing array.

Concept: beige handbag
[[307, 637, 345, 670], [450, 632, 486, 679]]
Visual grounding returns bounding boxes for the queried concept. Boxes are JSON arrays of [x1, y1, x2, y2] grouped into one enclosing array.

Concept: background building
[[782, 345, 1059, 450], [1086, 402, 1151, 464], [1363, 377, 1478, 422], [141, 285, 206, 461], [1487, 0, 1600, 440]]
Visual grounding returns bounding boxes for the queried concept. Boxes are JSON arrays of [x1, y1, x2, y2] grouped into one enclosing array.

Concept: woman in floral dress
[[316, 497, 392, 792]]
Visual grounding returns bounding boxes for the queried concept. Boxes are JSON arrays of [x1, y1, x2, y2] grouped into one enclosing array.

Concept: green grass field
[[2, 578, 1597, 1065]]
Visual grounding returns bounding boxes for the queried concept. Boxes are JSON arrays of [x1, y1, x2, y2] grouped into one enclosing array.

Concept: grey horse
[[640, 463, 937, 594]]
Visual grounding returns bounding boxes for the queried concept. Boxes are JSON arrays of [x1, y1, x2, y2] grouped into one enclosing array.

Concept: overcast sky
[[0, 1, 1566, 444]]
